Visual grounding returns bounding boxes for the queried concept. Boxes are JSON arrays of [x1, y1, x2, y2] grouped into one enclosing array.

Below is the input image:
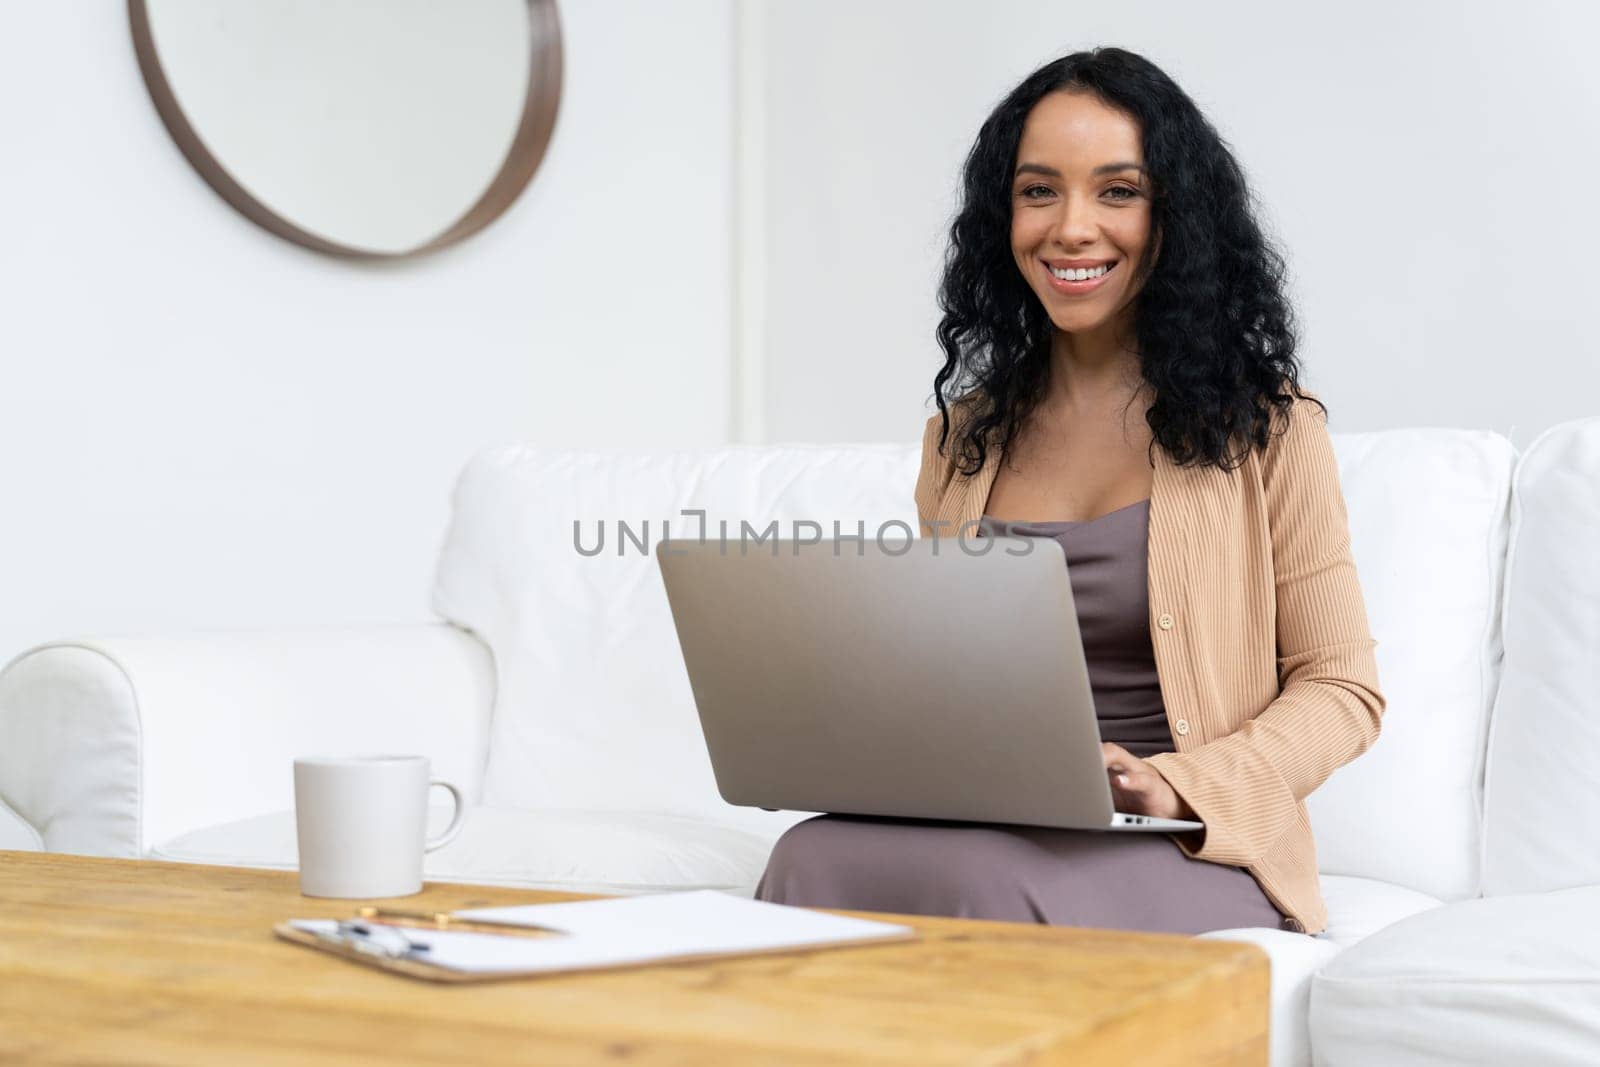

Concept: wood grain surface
[[0, 851, 1267, 1065]]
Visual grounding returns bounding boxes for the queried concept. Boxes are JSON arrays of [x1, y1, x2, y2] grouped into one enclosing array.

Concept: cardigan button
[[1157, 613, 1174, 630], [1175, 718, 1190, 736]]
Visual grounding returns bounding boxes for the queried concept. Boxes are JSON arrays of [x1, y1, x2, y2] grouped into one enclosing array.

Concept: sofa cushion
[[1483, 417, 1600, 895], [1199, 874, 1439, 1067], [1306, 430, 1514, 901], [430, 443, 921, 833], [152, 806, 782, 896], [1315, 873, 1442, 948], [1310, 885, 1600, 1066]]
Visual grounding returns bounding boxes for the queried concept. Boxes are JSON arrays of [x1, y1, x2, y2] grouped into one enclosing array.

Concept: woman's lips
[[1042, 260, 1117, 295]]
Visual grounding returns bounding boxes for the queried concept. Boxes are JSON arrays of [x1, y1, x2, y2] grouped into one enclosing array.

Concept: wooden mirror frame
[[127, 0, 563, 260]]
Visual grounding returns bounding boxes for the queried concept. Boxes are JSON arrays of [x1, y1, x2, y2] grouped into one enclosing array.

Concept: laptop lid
[[655, 534, 1128, 831]]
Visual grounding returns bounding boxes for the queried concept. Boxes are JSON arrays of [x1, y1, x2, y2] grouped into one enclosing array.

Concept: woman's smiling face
[[1010, 89, 1157, 337]]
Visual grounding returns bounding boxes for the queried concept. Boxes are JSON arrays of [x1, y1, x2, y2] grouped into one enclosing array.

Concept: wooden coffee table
[[0, 852, 1267, 1064]]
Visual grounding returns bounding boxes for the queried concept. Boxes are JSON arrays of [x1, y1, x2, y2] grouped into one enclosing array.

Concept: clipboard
[[274, 889, 919, 984]]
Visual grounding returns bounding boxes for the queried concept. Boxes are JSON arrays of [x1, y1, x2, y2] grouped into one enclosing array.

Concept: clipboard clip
[[307, 907, 563, 964], [314, 920, 432, 960]]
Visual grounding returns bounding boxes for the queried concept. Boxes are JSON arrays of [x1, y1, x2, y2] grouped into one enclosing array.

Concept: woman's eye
[[1020, 185, 1138, 201]]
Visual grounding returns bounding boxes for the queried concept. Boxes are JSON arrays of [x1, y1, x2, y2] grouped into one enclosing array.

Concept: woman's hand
[[1102, 742, 1196, 821]]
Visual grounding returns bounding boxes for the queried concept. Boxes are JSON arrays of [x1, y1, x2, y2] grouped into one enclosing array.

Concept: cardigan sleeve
[[914, 412, 947, 538], [1143, 397, 1387, 868]]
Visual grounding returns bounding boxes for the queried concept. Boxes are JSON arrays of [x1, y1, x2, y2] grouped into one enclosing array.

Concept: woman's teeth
[[1049, 263, 1112, 281]]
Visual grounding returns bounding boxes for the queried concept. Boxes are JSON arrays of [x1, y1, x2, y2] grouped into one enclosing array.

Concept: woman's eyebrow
[[1093, 162, 1146, 178], [1013, 161, 1147, 179]]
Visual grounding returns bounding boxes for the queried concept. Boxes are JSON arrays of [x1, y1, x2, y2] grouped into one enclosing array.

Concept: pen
[[354, 906, 563, 939]]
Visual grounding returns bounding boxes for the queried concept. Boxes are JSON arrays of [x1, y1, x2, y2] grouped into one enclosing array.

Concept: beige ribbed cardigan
[[913, 391, 1385, 934]]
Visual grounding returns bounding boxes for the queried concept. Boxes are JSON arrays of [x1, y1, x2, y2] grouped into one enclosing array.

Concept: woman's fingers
[[1103, 742, 1174, 816], [1114, 767, 1148, 793], [1102, 742, 1143, 785], [1101, 741, 1135, 772], [1110, 764, 1163, 814]]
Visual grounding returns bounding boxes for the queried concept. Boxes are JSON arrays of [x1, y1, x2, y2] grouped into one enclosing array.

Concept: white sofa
[[4, 418, 1599, 1065]]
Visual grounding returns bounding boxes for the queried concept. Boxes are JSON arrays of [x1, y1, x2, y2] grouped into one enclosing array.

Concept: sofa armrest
[[0, 622, 494, 857]]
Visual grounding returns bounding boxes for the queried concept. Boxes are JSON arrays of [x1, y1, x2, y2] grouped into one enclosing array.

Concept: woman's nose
[[1053, 191, 1099, 244]]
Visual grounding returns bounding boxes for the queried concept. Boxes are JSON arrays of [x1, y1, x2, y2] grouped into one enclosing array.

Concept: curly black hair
[[932, 46, 1323, 475]]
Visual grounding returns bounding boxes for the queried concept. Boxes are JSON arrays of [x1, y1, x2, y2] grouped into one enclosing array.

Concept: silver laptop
[[655, 533, 1203, 834]]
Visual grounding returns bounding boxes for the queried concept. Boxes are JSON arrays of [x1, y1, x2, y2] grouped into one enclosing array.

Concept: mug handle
[[424, 779, 468, 853]]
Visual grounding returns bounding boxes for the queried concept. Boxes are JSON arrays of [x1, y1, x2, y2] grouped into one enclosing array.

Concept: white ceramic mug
[[293, 755, 468, 899]]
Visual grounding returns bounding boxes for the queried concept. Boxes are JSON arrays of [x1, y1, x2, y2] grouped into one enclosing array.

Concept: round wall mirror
[[129, 0, 562, 259]]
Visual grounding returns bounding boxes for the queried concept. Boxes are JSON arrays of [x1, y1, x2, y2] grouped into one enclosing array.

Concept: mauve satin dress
[[753, 499, 1294, 935]]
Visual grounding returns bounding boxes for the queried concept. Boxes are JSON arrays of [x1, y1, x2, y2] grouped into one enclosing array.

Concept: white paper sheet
[[290, 889, 914, 975]]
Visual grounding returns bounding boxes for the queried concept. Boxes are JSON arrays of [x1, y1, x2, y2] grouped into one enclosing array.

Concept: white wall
[[5, 1, 1596, 667], [0, 1, 735, 666], [752, 0, 1600, 446]]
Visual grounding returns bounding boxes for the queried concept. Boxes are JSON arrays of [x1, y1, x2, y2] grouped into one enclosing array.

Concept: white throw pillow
[[1482, 417, 1600, 895]]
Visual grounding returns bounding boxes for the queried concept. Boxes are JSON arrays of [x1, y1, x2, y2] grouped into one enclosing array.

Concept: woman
[[753, 47, 1385, 936]]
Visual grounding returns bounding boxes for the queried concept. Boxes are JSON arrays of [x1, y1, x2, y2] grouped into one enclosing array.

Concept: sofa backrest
[[431, 442, 922, 835], [1482, 417, 1600, 896], [430, 428, 1517, 888], [1306, 429, 1514, 901]]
